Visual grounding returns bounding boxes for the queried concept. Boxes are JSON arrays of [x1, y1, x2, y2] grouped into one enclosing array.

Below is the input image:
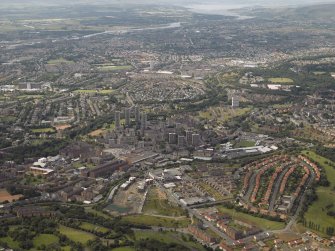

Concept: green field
[[268, 78, 294, 83], [73, 89, 114, 94], [0, 237, 20, 249], [111, 247, 135, 251], [96, 65, 132, 72], [80, 222, 109, 234], [121, 214, 190, 228], [33, 234, 59, 247], [58, 225, 95, 245], [85, 207, 112, 219], [134, 231, 206, 251], [301, 151, 335, 235], [31, 127, 56, 133], [47, 57, 74, 65], [217, 206, 285, 230], [143, 187, 185, 216], [233, 140, 255, 148], [199, 107, 251, 122], [0, 115, 17, 123]]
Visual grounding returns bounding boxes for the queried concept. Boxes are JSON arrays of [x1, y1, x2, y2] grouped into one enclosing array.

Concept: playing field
[[268, 78, 294, 83], [47, 58, 74, 65], [96, 65, 132, 72], [31, 127, 56, 133], [33, 234, 59, 247], [58, 225, 95, 244], [73, 89, 114, 94]]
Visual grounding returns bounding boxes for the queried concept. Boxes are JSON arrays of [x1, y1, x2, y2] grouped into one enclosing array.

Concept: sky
[[2, 0, 335, 5]]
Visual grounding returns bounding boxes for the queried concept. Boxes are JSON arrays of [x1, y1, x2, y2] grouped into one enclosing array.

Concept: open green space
[[47, 57, 74, 65], [31, 127, 56, 133], [143, 187, 185, 216], [32, 234, 59, 247], [96, 65, 132, 72], [199, 107, 251, 122], [268, 77, 294, 83], [80, 222, 109, 234], [111, 247, 135, 251], [0, 115, 17, 123], [134, 231, 206, 251], [58, 225, 95, 245], [73, 89, 114, 94], [233, 140, 255, 148], [301, 151, 335, 235], [85, 207, 112, 219], [217, 206, 285, 230], [121, 214, 190, 228], [0, 236, 20, 249]]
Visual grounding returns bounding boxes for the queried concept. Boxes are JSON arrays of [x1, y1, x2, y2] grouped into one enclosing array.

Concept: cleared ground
[[107, 182, 146, 215], [0, 188, 23, 202], [143, 187, 185, 216]]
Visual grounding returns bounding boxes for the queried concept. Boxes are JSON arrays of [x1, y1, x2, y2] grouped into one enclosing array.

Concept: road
[[242, 171, 257, 202], [268, 165, 291, 211]]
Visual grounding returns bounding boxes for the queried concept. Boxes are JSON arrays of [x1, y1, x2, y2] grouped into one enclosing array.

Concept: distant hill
[[236, 3, 335, 21]]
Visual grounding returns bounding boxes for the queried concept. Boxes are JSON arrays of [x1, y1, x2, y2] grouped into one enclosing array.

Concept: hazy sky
[[2, 0, 335, 5]]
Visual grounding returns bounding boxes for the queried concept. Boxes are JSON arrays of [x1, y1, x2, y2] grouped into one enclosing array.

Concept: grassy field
[[58, 225, 95, 245], [80, 222, 109, 234], [268, 77, 294, 83], [233, 140, 255, 148], [74, 89, 114, 94], [143, 187, 185, 216], [134, 231, 206, 251], [33, 234, 59, 247], [47, 58, 74, 65], [199, 107, 251, 122], [217, 206, 285, 230], [111, 247, 135, 251], [85, 207, 112, 219], [31, 127, 56, 133], [96, 65, 132, 72], [301, 151, 335, 235], [0, 237, 20, 249], [121, 214, 190, 228], [0, 115, 17, 123]]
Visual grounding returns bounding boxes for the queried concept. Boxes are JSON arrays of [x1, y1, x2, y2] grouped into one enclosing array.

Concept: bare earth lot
[[0, 189, 22, 202]]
